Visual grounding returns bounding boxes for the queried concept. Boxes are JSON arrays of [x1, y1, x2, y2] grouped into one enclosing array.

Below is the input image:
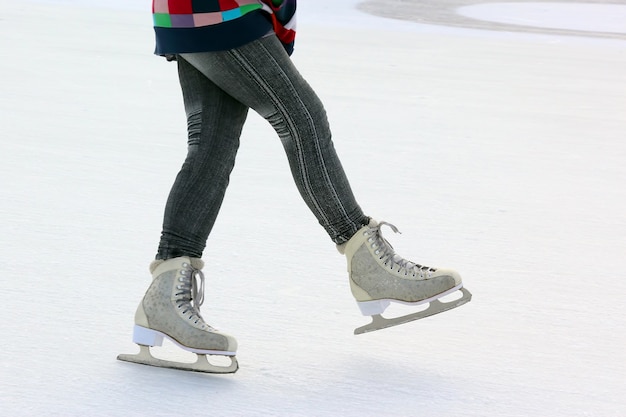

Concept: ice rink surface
[[1, 0, 625, 416]]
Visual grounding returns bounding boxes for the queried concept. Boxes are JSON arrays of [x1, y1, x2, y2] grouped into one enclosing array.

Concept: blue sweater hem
[[154, 11, 273, 55]]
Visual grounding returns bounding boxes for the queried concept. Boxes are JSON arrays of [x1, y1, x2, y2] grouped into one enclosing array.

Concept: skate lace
[[367, 221, 437, 278], [175, 263, 211, 329]]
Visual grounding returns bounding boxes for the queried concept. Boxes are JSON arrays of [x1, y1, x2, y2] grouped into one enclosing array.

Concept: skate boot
[[338, 220, 472, 334], [117, 256, 238, 373]]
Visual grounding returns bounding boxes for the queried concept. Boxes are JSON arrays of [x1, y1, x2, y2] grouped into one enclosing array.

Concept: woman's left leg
[[180, 35, 369, 244]]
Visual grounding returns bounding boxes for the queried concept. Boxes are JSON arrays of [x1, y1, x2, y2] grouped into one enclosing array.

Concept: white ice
[[1, 1, 625, 416], [457, 2, 626, 34]]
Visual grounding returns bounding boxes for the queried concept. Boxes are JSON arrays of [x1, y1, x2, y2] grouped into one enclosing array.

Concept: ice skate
[[117, 257, 238, 373], [338, 220, 472, 334]]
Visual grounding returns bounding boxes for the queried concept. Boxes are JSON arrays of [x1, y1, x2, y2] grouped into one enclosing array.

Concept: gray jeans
[[157, 35, 368, 260]]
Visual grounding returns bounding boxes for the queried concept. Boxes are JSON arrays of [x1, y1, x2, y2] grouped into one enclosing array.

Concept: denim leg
[[180, 35, 368, 244], [157, 57, 249, 259]]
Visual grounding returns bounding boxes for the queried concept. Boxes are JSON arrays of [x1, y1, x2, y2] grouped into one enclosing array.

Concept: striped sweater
[[152, 0, 296, 55]]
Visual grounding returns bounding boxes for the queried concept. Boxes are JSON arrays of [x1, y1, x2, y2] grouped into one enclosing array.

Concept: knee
[[186, 109, 203, 147], [267, 104, 332, 147]]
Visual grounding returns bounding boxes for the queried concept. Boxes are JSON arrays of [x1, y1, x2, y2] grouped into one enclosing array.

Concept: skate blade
[[117, 345, 238, 374], [354, 286, 472, 335]]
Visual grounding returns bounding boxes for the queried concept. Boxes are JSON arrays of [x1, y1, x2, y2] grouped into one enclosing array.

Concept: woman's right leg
[[156, 57, 249, 260], [121, 59, 244, 369]]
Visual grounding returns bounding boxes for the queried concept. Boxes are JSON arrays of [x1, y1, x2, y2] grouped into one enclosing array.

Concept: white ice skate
[[338, 220, 472, 334], [117, 257, 238, 374]]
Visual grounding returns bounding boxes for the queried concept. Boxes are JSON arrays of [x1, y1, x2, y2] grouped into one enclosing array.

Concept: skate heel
[[357, 299, 391, 316], [132, 325, 164, 347]]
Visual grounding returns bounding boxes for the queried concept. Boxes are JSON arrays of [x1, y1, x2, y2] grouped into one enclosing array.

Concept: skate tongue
[[191, 269, 205, 312], [377, 221, 433, 276]]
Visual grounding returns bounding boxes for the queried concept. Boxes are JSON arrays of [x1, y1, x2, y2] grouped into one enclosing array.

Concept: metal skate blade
[[117, 345, 238, 374], [354, 287, 473, 335]]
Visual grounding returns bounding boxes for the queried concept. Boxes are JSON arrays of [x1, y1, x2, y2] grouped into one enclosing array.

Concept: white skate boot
[[338, 220, 472, 334], [117, 257, 238, 373]]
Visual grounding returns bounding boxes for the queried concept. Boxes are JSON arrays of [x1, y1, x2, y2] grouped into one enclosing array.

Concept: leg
[[157, 57, 249, 259], [180, 35, 369, 244], [120, 59, 242, 372], [177, 38, 471, 332]]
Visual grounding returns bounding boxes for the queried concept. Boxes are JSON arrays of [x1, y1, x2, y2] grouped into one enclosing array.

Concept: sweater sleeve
[[262, 0, 296, 55]]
